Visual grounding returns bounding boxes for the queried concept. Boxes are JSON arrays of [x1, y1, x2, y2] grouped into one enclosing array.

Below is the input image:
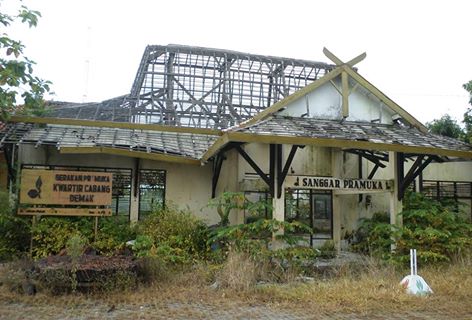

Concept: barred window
[[138, 169, 166, 219]]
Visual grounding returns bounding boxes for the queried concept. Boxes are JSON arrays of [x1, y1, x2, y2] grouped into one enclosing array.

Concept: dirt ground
[[0, 299, 468, 320], [1, 257, 471, 320]]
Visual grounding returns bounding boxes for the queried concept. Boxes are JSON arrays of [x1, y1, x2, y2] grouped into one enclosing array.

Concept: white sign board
[[285, 175, 392, 193]]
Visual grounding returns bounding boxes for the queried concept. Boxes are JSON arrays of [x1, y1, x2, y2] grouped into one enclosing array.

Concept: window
[[243, 189, 334, 241], [21, 164, 132, 218], [422, 180, 472, 218], [285, 189, 333, 240], [138, 169, 166, 219]]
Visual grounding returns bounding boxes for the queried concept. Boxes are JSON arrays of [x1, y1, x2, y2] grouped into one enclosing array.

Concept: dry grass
[[1, 256, 472, 319], [216, 250, 257, 291], [252, 257, 472, 317]]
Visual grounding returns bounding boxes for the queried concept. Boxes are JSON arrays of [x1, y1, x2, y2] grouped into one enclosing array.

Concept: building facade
[[1, 45, 471, 248]]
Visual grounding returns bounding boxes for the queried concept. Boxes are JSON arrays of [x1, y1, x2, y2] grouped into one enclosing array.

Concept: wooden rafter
[[59, 146, 201, 165]]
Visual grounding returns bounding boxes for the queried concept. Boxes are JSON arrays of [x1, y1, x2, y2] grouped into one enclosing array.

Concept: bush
[[135, 205, 210, 264], [208, 219, 312, 259], [32, 217, 82, 258], [351, 212, 396, 259], [351, 192, 472, 265], [396, 192, 472, 263], [92, 216, 136, 255], [0, 192, 31, 261]]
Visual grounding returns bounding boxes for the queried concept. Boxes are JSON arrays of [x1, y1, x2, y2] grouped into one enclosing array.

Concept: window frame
[[138, 168, 166, 220]]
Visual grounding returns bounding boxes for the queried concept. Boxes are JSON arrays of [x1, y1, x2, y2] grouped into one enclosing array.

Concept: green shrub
[[92, 216, 136, 255], [135, 205, 209, 264], [208, 219, 312, 260], [32, 217, 80, 258], [0, 192, 31, 261], [207, 192, 246, 226], [396, 192, 472, 263], [351, 212, 396, 259], [351, 192, 472, 265]]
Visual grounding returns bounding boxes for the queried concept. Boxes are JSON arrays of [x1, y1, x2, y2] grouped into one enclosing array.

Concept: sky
[[3, 0, 472, 124]]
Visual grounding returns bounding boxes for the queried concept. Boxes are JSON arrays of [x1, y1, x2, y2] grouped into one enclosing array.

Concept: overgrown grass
[[1, 257, 471, 318]]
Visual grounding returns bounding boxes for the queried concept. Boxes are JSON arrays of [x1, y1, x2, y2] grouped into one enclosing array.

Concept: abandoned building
[[1, 45, 472, 248]]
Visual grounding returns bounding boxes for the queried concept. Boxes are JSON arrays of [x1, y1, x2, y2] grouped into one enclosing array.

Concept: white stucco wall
[[17, 144, 472, 235], [277, 80, 395, 124], [18, 145, 220, 224]]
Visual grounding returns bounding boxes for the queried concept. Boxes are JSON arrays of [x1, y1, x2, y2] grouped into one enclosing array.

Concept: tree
[[463, 80, 472, 143], [426, 114, 463, 139], [0, 2, 51, 121]]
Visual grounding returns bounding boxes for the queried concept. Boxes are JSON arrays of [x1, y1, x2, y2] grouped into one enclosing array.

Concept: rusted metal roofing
[[231, 116, 472, 154], [0, 123, 217, 160]]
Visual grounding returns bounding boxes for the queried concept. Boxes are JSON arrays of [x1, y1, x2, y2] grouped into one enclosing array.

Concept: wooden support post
[[30, 216, 36, 258], [331, 148, 343, 252], [130, 158, 140, 222], [269, 144, 276, 197], [389, 151, 403, 251], [94, 216, 99, 241], [358, 154, 363, 203], [272, 144, 285, 249]]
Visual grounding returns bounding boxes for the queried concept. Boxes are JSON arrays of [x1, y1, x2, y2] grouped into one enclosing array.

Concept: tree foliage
[[426, 114, 463, 139], [0, 1, 51, 121], [463, 80, 472, 143], [351, 192, 472, 265]]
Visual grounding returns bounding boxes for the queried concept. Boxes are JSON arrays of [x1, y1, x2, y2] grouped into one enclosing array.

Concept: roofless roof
[[42, 44, 334, 129], [3, 46, 472, 163]]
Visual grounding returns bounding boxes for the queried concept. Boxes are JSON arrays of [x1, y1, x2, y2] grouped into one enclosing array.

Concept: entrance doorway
[[285, 189, 333, 241]]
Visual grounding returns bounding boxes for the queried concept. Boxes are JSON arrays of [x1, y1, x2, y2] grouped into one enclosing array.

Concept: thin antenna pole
[[82, 26, 91, 102], [410, 249, 414, 276]]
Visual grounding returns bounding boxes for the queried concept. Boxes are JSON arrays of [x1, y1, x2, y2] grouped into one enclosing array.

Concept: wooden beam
[[341, 71, 349, 118], [280, 145, 299, 185], [10, 116, 222, 136], [323, 48, 366, 67], [403, 155, 425, 187], [396, 152, 405, 200], [59, 146, 201, 165], [401, 155, 433, 199], [368, 163, 380, 179], [222, 132, 472, 159], [323, 48, 343, 66], [346, 52, 366, 67], [235, 145, 270, 186], [201, 133, 230, 162], [211, 153, 225, 198], [342, 66, 428, 133]]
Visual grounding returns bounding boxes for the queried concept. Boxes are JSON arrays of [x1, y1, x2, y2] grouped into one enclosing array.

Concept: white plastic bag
[[400, 249, 433, 295]]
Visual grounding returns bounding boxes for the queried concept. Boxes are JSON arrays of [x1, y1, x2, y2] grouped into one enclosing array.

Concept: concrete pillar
[[271, 145, 285, 249], [272, 182, 285, 222], [388, 151, 403, 227], [129, 160, 140, 222], [331, 148, 343, 251]]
